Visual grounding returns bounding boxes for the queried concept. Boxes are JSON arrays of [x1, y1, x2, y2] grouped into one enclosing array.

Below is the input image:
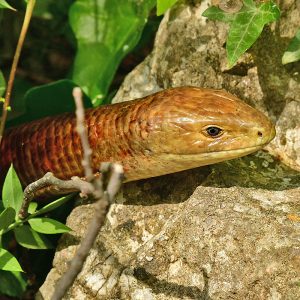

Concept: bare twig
[[73, 87, 94, 182], [0, 0, 36, 145], [51, 163, 123, 300], [104, 163, 124, 199], [50, 88, 124, 300], [19, 173, 95, 219]]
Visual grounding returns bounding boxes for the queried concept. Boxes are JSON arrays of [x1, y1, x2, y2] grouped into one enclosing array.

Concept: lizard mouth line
[[202, 144, 267, 155], [163, 144, 267, 157], [158, 144, 268, 167], [204, 145, 264, 156]]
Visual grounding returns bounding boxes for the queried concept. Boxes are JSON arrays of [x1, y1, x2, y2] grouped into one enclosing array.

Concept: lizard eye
[[205, 126, 223, 138]]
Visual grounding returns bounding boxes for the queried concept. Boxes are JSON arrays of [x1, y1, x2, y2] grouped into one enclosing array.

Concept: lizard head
[[126, 87, 275, 180]]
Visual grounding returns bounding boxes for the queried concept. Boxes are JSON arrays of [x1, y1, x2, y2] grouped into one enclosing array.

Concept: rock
[[39, 172, 300, 299], [39, 0, 300, 299]]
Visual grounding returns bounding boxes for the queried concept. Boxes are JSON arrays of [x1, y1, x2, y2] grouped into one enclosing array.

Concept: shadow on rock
[[134, 267, 211, 300], [122, 151, 300, 206]]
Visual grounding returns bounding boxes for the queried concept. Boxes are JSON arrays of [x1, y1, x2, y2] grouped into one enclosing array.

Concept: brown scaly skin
[[0, 87, 275, 187]]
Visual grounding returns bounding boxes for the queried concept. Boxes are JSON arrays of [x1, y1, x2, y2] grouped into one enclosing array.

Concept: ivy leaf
[[203, 0, 280, 67], [227, 0, 280, 67], [282, 29, 300, 64], [0, 0, 16, 11], [14, 225, 53, 249], [0, 248, 23, 272], [69, 0, 155, 106], [0, 207, 16, 231], [2, 165, 23, 215], [28, 218, 71, 234], [0, 270, 26, 297], [157, 0, 178, 16]]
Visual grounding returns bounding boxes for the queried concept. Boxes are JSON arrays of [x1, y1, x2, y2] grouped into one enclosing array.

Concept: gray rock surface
[[38, 0, 300, 299]]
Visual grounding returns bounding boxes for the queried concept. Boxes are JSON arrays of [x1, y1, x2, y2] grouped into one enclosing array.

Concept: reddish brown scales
[[0, 93, 157, 186], [0, 87, 275, 188]]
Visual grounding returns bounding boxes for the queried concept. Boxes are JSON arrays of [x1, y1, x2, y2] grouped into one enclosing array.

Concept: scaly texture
[[0, 87, 275, 187]]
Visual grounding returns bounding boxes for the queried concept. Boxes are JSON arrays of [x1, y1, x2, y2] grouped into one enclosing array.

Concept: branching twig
[[50, 88, 124, 300], [19, 173, 95, 219], [0, 0, 36, 145]]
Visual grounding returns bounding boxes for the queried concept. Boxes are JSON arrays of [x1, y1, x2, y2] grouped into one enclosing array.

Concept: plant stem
[[0, 0, 36, 145], [1, 219, 23, 235]]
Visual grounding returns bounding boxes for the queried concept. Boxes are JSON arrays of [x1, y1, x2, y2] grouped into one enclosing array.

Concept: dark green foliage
[[0, 166, 73, 296], [0, 271, 26, 297], [7, 79, 92, 127], [69, 0, 156, 105]]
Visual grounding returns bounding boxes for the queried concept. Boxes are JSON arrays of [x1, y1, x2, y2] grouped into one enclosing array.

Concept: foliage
[[0, 271, 27, 297], [203, 0, 280, 67], [7, 79, 92, 127], [0, 71, 5, 97], [282, 28, 300, 64], [0, 0, 15, 11], [156, 0, 178, 16], [2, 166, 23, 213], [1, 0, 156, 127], [69, 0, 156, 106], [0, 165, 73, 297]]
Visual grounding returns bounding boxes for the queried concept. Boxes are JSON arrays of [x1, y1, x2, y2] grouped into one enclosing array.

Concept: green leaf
[[227, 0, 280, 67], [28, 218, 71, 234], [0, 248, 23, 272], [0, 70, 5, 96], [157, 0, 178, 16], [282, 29, 300, 64], [7, 79, 92, 127], [28, 202, 38, 214], [203, 0, 280, 67], [69, 0, 155, 106], [2, 165, 23, 215], [14, 225, 53, 249], [31, 194, 74, 217], [0, 270, 26, 297], [0, 0, 16, 11], [202, 6, 234, 22], [0, 207, 16, 231]]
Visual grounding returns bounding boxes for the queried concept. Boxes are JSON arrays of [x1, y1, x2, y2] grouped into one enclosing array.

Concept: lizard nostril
[[258, 131, 263, 137]]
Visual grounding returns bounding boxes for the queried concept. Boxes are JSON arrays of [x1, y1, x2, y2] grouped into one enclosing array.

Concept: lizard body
[[0, 87, 275, 189]]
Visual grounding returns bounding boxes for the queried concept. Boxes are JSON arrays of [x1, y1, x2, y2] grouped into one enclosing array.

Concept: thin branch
[[0, 0, 36, 145], [73, 87, 94, 182], [19, 173, 95, 219], [51, 163, 123, 300], [50, 88, 124, 300]]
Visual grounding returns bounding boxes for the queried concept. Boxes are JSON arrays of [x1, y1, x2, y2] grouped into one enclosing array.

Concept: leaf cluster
[[203, 0, 300, 66], [0, 165, 72, 297], [0, 0, 158, 128], [203, 0, 280, 67]]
